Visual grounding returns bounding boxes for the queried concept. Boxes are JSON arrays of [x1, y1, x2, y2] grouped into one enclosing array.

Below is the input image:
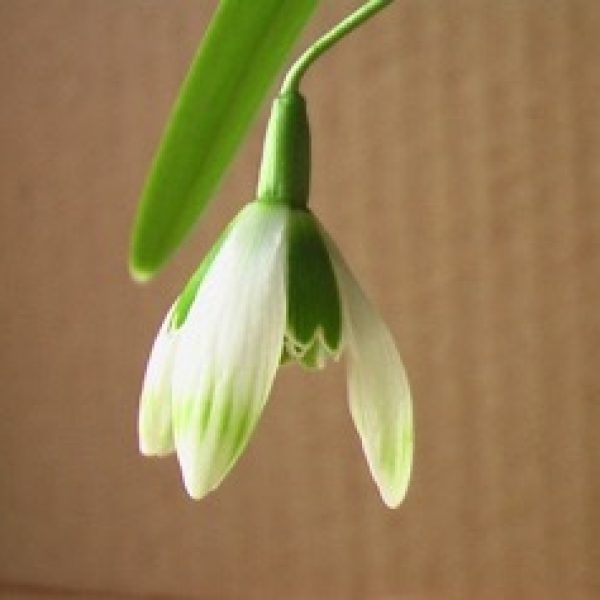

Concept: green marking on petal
[[286, 210, 342, 356], [380, 433, 397, 477], [209, 389, 259, 489], [139, 393, 174, 455], [199, 389, 214, 436], [172, 396, 193, 433], [218, 393, 234, 439], [401, 421, 414, 474], [231, 403, 253, 461], [373, 417, 413, 506]]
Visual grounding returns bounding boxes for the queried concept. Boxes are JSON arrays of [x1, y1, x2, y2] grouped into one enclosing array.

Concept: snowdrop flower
[[138, 92, 413, 508]]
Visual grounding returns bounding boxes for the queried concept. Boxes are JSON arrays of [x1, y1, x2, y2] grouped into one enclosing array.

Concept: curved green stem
[[281, 0, 394, 94]]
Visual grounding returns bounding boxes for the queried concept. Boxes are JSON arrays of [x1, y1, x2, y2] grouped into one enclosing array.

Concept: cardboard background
[[1, 1, 598, 597]]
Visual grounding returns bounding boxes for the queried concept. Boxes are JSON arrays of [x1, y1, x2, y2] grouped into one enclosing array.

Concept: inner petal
[[285, 210, 342, 360]]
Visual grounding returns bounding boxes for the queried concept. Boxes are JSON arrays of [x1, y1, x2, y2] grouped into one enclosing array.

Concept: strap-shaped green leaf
[[130, 0, 321, 281]]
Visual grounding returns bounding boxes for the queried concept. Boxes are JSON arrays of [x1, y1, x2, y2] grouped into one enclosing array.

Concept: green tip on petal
[[376, 415, 413, 508]]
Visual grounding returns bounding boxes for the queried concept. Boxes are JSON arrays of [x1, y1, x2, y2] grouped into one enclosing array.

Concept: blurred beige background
[[1, 0, 599, 598]]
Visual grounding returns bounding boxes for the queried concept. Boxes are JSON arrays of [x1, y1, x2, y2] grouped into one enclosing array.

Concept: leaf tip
[[129, 255, 155, 284]]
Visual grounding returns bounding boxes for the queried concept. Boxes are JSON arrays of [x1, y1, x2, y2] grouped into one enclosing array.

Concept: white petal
[[327, 239, 413, 508], [171, 203, 288, 499], [138, 307, 177, 456]]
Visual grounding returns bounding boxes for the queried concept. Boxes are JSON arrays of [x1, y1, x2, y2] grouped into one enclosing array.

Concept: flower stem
[[280, 0, 394, 94]]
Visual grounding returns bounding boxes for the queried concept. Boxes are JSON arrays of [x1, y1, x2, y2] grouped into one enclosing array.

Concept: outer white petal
[[171, 203, 288, 499], [326, 239, 413, 508], [138, 307, 177, 456]]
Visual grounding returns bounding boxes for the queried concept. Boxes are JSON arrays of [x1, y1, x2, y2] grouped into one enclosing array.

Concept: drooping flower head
[[139, 92, 413, 508]]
